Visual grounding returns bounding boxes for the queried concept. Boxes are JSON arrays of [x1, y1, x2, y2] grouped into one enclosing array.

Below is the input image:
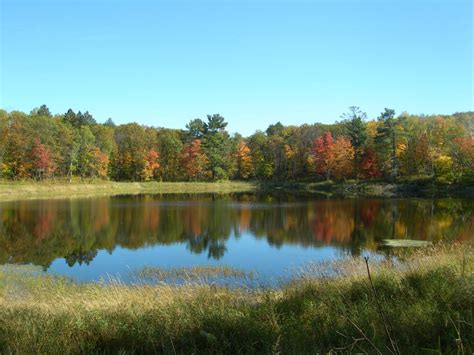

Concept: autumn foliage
[[142, 149, 160, 181], [32, 139, 56, 179], [181, 139, 208, 180], [361, 149, 380, 178], [0, 106, 472, 183], [236, 141, 253, 179], [312, 132, 354, 180], [313, 132, 334, 179]]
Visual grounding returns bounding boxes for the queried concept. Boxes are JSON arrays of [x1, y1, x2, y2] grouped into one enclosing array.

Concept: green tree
[[185, 118, 206, 140], [63, 109, 77, 127], [201, 114, 233, 180], [266, 122, 284, 136], [203, 131, 233, 180], [77, 126, 97, 177], [66, 110, 97, 128], [376, 108, 402, 180], [32, 104, 52, 117], [248, 131, 274, 179], [341, 106, 367, 177], [104, 118, 116, 127], [204, 114, 227, 133], [158, 129, 183, 181]]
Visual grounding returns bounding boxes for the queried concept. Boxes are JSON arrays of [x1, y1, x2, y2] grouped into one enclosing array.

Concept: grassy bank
[[0, 244, 472, 353], [1, 178, 473, 201], [0, 180, 256, 201]]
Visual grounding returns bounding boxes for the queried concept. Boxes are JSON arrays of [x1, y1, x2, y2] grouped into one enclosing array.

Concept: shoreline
[[0, 180, 257, 201], [0, 180, 473, 201], [259, 180, 474, 198]]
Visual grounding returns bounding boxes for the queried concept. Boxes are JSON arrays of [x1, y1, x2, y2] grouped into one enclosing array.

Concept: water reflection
[[0, 194, 472, 270]]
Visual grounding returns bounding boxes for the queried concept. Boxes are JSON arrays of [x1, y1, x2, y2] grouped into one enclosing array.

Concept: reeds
[[0, 243, 472, 353]]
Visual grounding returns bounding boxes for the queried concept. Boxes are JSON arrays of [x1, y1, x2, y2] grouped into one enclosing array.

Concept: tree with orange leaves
[[331, 136, 355, 180], [236, 140, 253, 179], [181, 139, 208, 180], [142, 148, 160, 181], [91, 148, 110, 179]]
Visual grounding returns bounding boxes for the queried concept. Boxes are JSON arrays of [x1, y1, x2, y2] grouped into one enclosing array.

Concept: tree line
[[0, 105, 473, 183]]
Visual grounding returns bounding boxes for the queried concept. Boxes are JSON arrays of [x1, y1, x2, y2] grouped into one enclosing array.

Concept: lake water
[[0, 193, 472, 284]]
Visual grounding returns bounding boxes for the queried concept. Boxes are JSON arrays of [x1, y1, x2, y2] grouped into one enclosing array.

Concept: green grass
[[0, 244, 472, 353], [0, 180, 256, 200]]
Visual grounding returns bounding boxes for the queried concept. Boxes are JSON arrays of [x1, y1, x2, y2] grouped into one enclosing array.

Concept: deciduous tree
[[32, 139, 56, 179], [236, 140, 253, 179], [142, 149, 160, 181], [181, 139, 208, 180]]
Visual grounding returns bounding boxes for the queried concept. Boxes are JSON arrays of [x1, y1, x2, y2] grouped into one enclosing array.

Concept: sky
[[0, 0, 472, 136]]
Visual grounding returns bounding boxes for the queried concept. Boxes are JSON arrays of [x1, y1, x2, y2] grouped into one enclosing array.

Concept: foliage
[[202, 115, 234, 181], [313, 132, 334, 179], [31, 139, 56, 179], [0, 106, 472, 183], [313, 132, 355, 180], [142, 149, 160, 181], [433, 155, 454, 183], [361, 148, 380, 178], [157, 129, 182, 181], [341, 106, 367, 176], [236, 140, 253, 179], [331, 136, 355, 180], [181, 139, 208, 180]]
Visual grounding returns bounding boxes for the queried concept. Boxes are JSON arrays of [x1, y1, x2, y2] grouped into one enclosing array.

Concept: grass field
[[0, 244, 472, 353], [0, 180, 257, 201]]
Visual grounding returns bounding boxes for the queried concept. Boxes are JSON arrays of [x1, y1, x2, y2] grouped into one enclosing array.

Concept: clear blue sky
[[1, 0, 472, 135]]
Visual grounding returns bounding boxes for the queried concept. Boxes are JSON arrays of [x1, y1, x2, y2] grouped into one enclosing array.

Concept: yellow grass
[[0, 180, 257, 201]]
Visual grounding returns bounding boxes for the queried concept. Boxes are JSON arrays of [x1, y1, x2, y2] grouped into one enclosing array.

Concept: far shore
[[0, 180, 257, 201], [0, 179, 473, 201]]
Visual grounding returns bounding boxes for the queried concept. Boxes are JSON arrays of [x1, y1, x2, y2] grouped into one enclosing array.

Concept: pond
[[0, 193, 472, 284]]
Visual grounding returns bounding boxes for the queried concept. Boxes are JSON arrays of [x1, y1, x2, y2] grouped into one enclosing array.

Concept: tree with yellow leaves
[[236, 140, 253, 179]]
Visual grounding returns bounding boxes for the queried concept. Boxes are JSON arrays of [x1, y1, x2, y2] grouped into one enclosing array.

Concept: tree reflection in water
[[0, 194, 472, 268]]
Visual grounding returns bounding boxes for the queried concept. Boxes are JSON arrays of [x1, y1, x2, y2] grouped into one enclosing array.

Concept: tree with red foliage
[[361, 149, 380, 178], [313, 132, 354, 180], [313, 132, 334, 179], [31, 138, 56, 179]]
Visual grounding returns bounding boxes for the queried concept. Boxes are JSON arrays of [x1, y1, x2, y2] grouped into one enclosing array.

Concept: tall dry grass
[[0, 243, 472, 353]]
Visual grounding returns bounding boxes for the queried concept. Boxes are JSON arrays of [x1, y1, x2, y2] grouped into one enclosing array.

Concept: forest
[[0, 105, 473, 183]]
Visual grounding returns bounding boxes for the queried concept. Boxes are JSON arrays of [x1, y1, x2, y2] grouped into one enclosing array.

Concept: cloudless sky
[[1, 0, 472, 135]]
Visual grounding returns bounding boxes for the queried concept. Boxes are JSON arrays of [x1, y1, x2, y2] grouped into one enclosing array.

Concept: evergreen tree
[[341, 106, 367, 177]]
